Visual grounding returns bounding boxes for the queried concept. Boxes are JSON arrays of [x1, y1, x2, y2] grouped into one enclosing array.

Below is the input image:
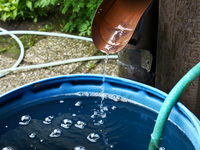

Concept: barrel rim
[[0, 74, 199, 149]]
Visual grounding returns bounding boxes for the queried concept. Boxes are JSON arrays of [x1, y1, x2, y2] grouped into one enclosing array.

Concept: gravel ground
[[0, 36, 118, 95]]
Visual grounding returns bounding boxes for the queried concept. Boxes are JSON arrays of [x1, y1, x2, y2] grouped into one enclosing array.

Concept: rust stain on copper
[[92, 0, 152, 54]]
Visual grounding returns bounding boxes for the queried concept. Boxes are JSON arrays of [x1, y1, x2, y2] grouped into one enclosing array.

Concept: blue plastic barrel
[[0, 74, 199, 150]]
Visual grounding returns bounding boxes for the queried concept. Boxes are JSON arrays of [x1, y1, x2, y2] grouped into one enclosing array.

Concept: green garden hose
[[149, 62, 200, 150]]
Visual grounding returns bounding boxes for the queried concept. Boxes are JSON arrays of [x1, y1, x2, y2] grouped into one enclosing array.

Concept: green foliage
[[0, 0, 19, 21], [0, 0, 50, 22], [89, 61, 96, 69], [61, 0, 102, 36], [0, 0, 103, 36]]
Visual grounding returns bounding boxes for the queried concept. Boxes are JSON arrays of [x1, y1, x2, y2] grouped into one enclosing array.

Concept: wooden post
[[155, 0, 200, 118]]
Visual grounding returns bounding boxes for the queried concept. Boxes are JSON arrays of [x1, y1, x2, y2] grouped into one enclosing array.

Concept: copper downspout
[[91, 0, 152, 54]]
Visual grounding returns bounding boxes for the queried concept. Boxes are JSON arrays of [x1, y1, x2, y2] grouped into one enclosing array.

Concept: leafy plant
[[0, 0, 59, 22], [89, 61, 96, 69], [61, 0, 102, 36], [0, 0, 103, 36], [0, 0, 19, 21]]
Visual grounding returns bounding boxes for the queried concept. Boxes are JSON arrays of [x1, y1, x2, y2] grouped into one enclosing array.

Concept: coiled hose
[[0, 29, 118, 78]]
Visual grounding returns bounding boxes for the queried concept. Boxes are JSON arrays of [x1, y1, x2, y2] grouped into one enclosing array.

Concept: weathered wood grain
[[155, 0, 200, 118]]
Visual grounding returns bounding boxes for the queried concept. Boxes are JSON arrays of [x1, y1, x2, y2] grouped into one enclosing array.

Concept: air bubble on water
[[61, 119, 73, 129], [77, 92, 84, 96], [40, 139, 44, 142], [1, 147, 14, 150], [75, 121, 86, 129], [110, 145, 114, 148], [74, 146, 87, 150], [94, 120, 104, 126], [19, 115, 31, 125], [112, 95, 120, 102], [87, 133, 100, 143], [93, 111, 98, 115], [75, 101, 82, 106], [91, 110, 107, 119], [90, 92, 99, 97], [159, 147, 165, 150], [43, 116, 54, 124], [72, 114, 76, 117], [100, 112, 107, 118], [5, 125, 8, 128], [49, 128, 62, 138], [91, 111, 98, 118], [102, 106, 108, 111], [59, 100, 64, 103], [29, 133, 36, 138], [84, 92, 89, 97], [111, 106, 117, 110]]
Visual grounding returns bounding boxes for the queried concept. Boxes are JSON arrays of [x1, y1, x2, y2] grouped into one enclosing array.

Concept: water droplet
[[159, 147, 165, 150], [87, 133, 100, 143], [5, 125, 8, 128], [1, 147, 14, 150], [75, 101, 82, 106], [75, 121, 86, 129], [49, 128, 62, 138], [43, 116, 54, 124], [59, 100, 64, 103], [29, 133, 36, 138], [61, 119, 73, 129], [74, 146, 87, 150], [40, 139, 44, 142], [110, 145, 114, 148], [19, 115, 31, 125]]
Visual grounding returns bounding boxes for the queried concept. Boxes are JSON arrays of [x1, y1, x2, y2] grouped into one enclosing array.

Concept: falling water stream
[[100, 53, 109, 113], [0, 53, 195, 150]]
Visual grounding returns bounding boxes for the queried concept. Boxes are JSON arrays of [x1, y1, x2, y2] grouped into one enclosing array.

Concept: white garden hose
[[0, 30, 118, 78], [0, 28, 25, 77]]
